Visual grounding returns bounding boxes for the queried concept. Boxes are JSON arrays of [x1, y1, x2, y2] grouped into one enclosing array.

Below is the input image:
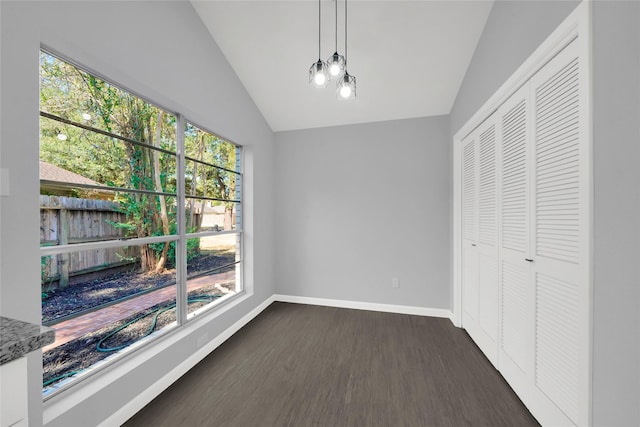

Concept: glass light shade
[[309, 59, 328, 88], [337, 72, 356, 100], [326, 52, 345, 79]]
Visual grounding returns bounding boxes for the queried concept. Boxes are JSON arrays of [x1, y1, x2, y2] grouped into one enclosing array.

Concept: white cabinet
[[0, 317, 53, 427], [0, 357, 28, 427], [456, 7, 591, 425]]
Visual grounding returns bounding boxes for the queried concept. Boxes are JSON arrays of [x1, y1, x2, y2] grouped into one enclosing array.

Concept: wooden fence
[[40, 195, 137, 290]]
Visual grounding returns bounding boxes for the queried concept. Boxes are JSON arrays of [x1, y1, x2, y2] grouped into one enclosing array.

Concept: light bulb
[[309, 59, 328, 88], [339, 85, 352, 98], [57, 133, 67, 141], [314, 72, 326, 86], [326, 52, 345, 80]]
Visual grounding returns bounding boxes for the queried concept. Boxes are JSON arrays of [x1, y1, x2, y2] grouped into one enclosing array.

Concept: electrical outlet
[[197, 332, 209, 348], [392, 278, 399, 288]]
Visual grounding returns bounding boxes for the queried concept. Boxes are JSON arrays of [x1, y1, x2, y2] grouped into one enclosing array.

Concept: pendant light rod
[[334, 0, 338, 52], [344, 0, 348, 63], [318, 0, 322, 59]]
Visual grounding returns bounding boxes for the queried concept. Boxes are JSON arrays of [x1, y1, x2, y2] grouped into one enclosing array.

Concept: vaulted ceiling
[[192, 1, 493, 132]]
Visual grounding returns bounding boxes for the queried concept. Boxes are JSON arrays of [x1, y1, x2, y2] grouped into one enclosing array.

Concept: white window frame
[[39, 48, 245, 399]]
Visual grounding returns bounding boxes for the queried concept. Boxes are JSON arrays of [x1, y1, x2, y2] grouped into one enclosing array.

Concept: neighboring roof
[[39, 161, 101, 186]]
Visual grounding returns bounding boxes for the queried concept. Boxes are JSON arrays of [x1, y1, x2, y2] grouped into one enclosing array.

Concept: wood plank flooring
[[124, 302, 539, 427]]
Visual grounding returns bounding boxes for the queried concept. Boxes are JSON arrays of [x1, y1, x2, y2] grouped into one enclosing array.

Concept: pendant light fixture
[[337, 0, 356, 100], [326, 0, 345, 79], [309, 0, 328, 88]]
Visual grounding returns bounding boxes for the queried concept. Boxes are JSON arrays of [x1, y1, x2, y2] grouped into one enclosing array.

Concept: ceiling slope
[[192, 1, 493, 132]]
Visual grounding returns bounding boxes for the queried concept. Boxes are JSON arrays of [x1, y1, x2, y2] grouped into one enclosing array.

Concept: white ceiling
[[191, 1, 493, 132]]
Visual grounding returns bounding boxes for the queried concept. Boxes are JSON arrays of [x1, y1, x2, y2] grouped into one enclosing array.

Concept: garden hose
[[43, 294, 219, 387], [96, 295, 218, 352], [43, 370, 81, 387]]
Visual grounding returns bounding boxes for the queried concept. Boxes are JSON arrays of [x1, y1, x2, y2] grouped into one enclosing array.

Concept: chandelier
[[308, 0, 356, 100]]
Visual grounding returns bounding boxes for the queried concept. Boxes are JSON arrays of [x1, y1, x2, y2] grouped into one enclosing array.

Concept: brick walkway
[[43, 270, 235, 352]]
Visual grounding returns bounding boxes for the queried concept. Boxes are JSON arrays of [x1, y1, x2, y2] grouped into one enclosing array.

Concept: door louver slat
[[501, 99, 528, 252], [536, 58, 580, 264], [501, 261, 528, 371], [536, 273, 580, 422], [479, 126, 497, 246], [463, 140, 477, 241]]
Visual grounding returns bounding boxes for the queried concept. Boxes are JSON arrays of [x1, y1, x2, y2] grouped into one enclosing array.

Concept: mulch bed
[[42, 253, 235, 323], [42, 253, 236, 389]]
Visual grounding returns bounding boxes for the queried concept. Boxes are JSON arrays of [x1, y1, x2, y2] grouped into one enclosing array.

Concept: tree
[[84, 83, 175, 273], [210, 138, 238, 230], [40, 51, 176, 273], [184, 124, 238, 231], [152, 111, 171, 273], [39, 54, 127, 189], [39, 52, 238, 274]]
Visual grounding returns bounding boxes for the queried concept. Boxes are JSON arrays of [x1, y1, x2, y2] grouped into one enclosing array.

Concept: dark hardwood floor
[[124, 302, 539, 427]]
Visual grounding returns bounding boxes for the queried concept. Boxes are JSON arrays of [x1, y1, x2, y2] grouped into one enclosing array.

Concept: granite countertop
[[0, 317, 55, 365]]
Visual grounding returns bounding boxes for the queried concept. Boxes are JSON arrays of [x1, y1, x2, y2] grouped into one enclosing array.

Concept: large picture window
[[39, 50, 243, 396]]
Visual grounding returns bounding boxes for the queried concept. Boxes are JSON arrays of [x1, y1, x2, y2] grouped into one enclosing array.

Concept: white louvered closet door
[[456, 6, 590, 426], [497, 83, 535, 398], [461, 135, 479, 327], [529, 38, 589, 427], [464, 114, 500, 366]]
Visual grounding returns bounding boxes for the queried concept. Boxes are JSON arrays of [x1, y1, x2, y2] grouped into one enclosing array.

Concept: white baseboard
[[98, 294, 275, 427], [273, 294, 453, 320]]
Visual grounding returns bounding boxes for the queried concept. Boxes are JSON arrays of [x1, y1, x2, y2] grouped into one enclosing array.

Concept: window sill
[[43, 290, 251, 425]]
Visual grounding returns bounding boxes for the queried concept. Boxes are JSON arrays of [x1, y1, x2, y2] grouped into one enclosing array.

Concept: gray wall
[[275, 116, 451, 309], [0, 1, 275, 425], [450, 0, 580, 134], [451, 1, 640, 424], [592, 2, 640, 425]]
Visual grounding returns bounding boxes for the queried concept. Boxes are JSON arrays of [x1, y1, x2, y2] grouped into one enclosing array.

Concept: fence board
[[40, 195, 138, 290]]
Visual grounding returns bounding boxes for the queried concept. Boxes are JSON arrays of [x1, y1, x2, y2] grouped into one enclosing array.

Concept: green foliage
[[149, 224, 200, 269], [39, 51, 238, 273], [40, 53, 129, 189], [40, 255, 55, 298], [114, 251, 138, 264], [105, 219, 137, 235], [186, 237, 200, 261]]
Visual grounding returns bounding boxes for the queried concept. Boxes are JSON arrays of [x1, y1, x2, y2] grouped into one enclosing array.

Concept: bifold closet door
[[496, 38, 589, 427], [528, 38, 589, 427], [457, 7, 590, 425], [461, 135, 479, 329], [463, 115, 500, 366], [497, 82, 534, 397]]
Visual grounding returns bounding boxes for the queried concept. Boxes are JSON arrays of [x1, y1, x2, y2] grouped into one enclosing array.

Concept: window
[[39, 50, 242, 396]]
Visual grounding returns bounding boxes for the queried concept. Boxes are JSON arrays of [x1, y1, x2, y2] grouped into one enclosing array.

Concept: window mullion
[[176, 114, 188, 325]]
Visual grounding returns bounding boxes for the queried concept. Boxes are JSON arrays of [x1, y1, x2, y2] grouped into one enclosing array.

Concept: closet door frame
[[452, 1, 592, 424]]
